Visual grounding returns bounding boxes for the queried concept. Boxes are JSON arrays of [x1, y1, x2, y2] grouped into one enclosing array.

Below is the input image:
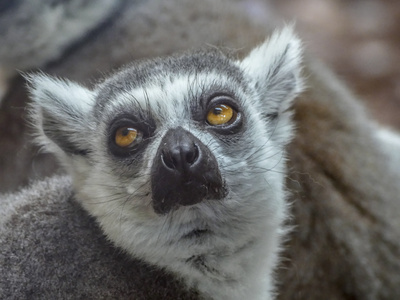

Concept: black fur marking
[[107, 113, 156, 158], [186, 255, 229, 280]]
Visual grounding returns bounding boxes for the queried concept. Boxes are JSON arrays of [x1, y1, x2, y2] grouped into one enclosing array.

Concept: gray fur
[[94, 51, 248, 115], [0, 176, 199, 300], [0, 0, 400, 299], [279, 61, 400, 299]]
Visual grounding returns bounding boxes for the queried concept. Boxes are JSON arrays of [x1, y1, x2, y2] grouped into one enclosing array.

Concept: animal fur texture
[[24, 26, 302, 300], [1, 0, 400, 299]]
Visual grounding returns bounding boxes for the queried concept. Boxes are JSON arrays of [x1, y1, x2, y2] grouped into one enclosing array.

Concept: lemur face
[[94, 54, 253, 216], [96, 57, 290, 220], [29, 27, 302, 268]]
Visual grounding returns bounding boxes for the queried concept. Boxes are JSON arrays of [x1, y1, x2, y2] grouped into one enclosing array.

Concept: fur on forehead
[[94, 49, 247, 116], [97, 71, 248, 128]]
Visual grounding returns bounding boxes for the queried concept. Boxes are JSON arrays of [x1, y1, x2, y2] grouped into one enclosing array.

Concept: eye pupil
[[213, 107, 223, 115], [121, 128, 130, 136]]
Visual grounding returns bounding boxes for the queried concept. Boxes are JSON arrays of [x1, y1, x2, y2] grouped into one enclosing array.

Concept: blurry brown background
[[275, 0, 400, 129]]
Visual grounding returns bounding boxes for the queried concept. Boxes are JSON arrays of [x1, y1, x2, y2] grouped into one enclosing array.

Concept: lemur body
[[0, 0, 400, 299]]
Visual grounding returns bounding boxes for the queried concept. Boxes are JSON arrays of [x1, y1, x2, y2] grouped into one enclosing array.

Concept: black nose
[[161, 140, 199, 173], [151, 127, 225, 214]]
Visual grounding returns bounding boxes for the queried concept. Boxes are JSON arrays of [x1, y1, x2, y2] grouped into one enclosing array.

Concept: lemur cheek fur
[[151, 126, 225, 214]]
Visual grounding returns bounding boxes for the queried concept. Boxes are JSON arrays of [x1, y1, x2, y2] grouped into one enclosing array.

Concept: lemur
[[1, 0, 400, 299], [28, 26, 302, 300]]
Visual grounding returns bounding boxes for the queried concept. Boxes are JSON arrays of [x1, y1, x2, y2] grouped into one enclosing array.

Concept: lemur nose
[[161, 141, 199, 172], [151, 126, 225, 214]]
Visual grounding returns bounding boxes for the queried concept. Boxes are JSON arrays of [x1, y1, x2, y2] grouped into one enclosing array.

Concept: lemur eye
[[114, 127, 141, 148], [207, 104, 237, 126]]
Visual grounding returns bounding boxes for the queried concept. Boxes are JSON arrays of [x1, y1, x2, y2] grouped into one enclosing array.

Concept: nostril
[[161, 143, 200, 171], [186, 143, 199, 165], [161, 150, 175, 169]]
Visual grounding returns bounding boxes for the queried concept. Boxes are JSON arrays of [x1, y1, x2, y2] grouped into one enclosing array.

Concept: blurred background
[[275, 0, 400, 129]]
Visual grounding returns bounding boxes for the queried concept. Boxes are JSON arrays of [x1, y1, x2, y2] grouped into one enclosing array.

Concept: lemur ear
[[27, 74, 95, 157], [239, 26, 303, 116]]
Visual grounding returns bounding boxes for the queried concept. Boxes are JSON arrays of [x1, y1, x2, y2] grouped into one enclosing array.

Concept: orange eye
[[207, 104, 235, 126], [115, 127, 138, 147]]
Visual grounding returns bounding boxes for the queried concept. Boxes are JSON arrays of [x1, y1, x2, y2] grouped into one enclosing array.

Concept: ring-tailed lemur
[[25, 27, 302, 300], [1, 0, 400, 299]]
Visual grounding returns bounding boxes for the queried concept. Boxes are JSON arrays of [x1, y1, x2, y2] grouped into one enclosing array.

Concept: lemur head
[[29, 27, 302, 274]]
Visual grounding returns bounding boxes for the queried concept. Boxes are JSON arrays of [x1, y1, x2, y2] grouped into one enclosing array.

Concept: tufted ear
[[239, 26, 303, 118], [27, 74, 96, 157]]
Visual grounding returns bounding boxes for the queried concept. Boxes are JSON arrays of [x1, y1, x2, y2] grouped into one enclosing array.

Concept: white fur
[[374, 126, 400, 170], [28, 74, 96, 113], [29, 27, 303, 300], [239, 25, 303, 113], [27, 74, 96, 172]]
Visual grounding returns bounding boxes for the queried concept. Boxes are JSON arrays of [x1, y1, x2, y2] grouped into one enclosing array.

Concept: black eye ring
[[205, 94, 243, 134], [108, 115, 155, 158]]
